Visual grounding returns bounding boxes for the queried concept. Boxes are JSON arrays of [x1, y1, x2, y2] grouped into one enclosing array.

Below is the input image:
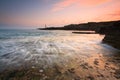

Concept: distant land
[[38, 20, 120, 49], [38, 20, 119, 32]]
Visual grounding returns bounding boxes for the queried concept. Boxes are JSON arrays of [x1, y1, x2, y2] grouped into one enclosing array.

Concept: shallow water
[[0, 29, 119, 72]]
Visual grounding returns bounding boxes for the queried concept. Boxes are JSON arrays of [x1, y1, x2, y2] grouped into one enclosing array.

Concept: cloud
[[108, 10, 120, 16], [107, 10, 120, 20], [94, 10, 120, 22], [79, 0, 110, 6], [52, 0, 111, 12], [52, 0, 76, 12]]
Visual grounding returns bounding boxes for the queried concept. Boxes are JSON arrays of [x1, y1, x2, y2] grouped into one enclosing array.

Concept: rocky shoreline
[[103, 35, 120, 49], [0, 53, 120, 80], [38, 20, 120, 50], [101, 21, 120, 49], [0, 20, 120, 80]]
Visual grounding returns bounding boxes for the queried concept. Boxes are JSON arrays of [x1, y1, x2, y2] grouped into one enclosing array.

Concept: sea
[[0, 29, 119, 71]]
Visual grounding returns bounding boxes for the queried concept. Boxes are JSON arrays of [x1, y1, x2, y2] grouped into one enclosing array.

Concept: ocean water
[[0, 29, 119, 71]]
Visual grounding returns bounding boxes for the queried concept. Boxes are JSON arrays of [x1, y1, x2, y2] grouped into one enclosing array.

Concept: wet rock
[[94, 59, 99, 65], [114, 69, 120, 79], [54, 65, 65, 74], [110, 69, 115, 73], [80, 63, 89, 69], [97, 74, 104, 78], [104, 64, 111, 70], [39, 69, 44, 73], [105, 62, 109, 65], [32, 66, 35, 68], [68, 68, 75, 73], [86, 76, 94, 80], [74, 76, 81, 80], [102, 22, 120, 50], [43, 76, 48, 80]]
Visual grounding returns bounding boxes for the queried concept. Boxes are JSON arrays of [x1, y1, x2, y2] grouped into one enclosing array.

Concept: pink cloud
[[94, 10, 120, 22], [108, 10, 120, 16], [106, 10, 120, 20], [52, 0, 77, 12], [52, 0, 111, 12], [79, 0, 110, 6]]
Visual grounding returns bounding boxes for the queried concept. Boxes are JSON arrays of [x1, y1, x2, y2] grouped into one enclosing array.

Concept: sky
[[0, 0, 120, 29]]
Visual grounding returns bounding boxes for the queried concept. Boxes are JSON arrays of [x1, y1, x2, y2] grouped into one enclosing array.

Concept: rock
[[102, 22, 120, 49], [80, 63, 89, 69], [103, 35, 120, 49], [31, 66, 35, 68], [39, 69, 44, 73], [86, 76, 94, 80], [94, 59, 99, 65], [68, 68, 75, 73], [43, 76, 48, 80], [74, 76, 81, 80], [97, 74, 104, 78], [114, 69, 120, 79]]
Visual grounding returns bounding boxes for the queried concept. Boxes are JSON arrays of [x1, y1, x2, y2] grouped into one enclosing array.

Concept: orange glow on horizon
[[0, 0, 120, 28]]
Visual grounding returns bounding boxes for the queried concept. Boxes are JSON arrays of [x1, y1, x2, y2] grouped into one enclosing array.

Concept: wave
[[0, 30, 118, 72]]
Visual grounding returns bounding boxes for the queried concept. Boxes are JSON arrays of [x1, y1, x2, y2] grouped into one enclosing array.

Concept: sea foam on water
[[0, 30, 118, 72]]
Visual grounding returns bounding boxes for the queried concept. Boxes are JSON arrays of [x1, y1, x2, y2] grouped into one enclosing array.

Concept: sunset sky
[[0, 0, 120, 29]]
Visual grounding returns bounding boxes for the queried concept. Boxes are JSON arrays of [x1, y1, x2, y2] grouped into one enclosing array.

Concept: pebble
[[39, 69, 44, 73], [80, 63, 89, 69], [68, 68, 75, 73], [114, 69, 120, 79], [74, 76, 81, 80], [32, 66, 35, 68], [43, 76, 48, 80], [94, 59, 99, 65], [87, 76, 94, 80]]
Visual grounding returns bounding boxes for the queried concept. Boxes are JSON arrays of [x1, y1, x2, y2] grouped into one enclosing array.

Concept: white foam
[[0, 31, 119, 71]]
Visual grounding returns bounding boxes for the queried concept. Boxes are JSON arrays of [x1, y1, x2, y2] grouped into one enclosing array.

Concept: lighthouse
[[45, 24, 47, 28]]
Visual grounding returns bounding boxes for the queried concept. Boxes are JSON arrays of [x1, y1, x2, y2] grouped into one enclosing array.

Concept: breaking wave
[[0, 29, 118, 71]]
